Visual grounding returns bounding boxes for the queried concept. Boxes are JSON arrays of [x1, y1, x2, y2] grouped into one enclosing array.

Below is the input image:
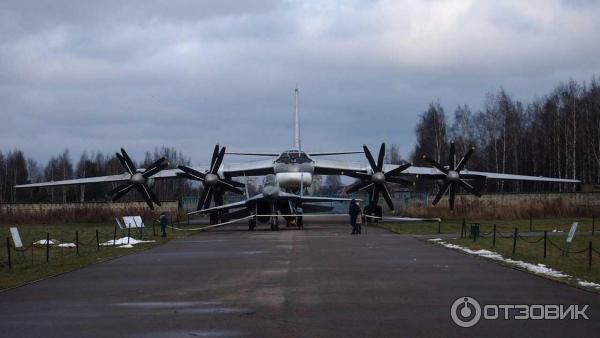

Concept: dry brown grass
[[402, 197, 596, 220]]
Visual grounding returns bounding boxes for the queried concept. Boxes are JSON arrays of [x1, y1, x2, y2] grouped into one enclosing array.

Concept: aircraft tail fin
[[294, 87, 301, 150]]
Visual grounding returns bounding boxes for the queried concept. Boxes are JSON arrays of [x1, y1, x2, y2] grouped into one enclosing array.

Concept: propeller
[[105, 148, 169, 210], [421, 141, 484, 211], [177, 144, 245, 211], [345, 143, 412, 211]]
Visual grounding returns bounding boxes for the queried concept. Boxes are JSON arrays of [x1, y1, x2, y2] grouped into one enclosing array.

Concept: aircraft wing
[[14, 174, 131, 188], [222, 159, 275, 178], [278, 192, 358, 203], [312, 158, 367, 175], [381, 164, 580, 183], [188, 194, 264, 215]]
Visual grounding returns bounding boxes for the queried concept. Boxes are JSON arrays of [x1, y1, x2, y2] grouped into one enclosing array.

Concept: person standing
[[159, 212, 168, 238], [356, 201, 363, 234], [349, 199, 360, 234]]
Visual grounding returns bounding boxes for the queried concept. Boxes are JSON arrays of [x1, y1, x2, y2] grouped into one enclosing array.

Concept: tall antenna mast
[[294, 87, 301, 150]]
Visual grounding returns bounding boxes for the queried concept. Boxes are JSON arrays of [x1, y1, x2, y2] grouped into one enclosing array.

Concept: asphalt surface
[[1, 220, 599, 338]]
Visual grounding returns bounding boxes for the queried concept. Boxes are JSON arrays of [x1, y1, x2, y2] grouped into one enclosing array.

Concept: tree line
[[0, 147, 197, 203], [410, 77, 600, 193]]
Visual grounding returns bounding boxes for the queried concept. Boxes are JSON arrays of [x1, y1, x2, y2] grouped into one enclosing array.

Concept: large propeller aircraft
[[15, 88, 580, 229]]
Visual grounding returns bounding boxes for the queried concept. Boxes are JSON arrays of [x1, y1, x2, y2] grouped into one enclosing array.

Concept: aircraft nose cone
[[372, 172, 386, 184], [131, 173, 145, 185], [205, 173, 219, 186], [447, 171, 460, 181]]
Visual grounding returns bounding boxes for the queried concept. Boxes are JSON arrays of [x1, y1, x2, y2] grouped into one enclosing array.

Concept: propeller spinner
[[105, 148, 169, 210]]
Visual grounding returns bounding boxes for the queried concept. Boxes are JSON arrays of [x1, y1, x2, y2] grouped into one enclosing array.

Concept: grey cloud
[[1, 0, 599, 165]]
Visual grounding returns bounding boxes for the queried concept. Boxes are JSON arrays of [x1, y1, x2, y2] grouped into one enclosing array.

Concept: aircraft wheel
[[248, 219, 256, 231]]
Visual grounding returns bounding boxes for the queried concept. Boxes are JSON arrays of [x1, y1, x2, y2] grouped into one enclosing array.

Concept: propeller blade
[[142, 184, 161, 206], [210, 144, 220, 168], [448, 142, 455, 170], [108, 183, 135, 201], [344, 171, 372, 180], [377, 143, 385, 172], [456, 146, 475, 172], [217, 180, 244, 195], [197, 186, 213, 210], [223, 178, 245, 188], [449, 183, 456, 211], [381, 184, 395, 211], [115, 152, 134, 175], [346, 180, 373, 194], [176, 172, 204, 181], [432, 181, 450, 205], [371, 186, 380, 206], [142, 158, 168, 178], [211, 146, 226, 174], [178, 165, 206, 181], [386, 177, 412, 185], [385, 162, 412, 177], [458, 179, 482, 197], [120, 148, 137, 174], [363, 145, 378, 171], [134, 185, 155, 210], [422, 155, 449, 175]]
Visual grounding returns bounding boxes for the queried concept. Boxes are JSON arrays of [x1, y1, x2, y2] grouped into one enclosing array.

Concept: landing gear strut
[[248, 218, 256, 231], [270, 216, 279, 231], [364, 204, 382, 223]]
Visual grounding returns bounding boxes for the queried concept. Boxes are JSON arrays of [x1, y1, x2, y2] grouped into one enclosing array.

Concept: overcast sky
[[1, 0, 599, 166]]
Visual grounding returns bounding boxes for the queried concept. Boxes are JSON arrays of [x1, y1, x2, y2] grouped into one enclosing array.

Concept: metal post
[[96, 229, 100, 251], [76, 231, 79, 256], [492, 224, 497, 247], [529, 212, 532, 232], [127, 224, 131, 245], [588, 241, 592, 271], [46, 232, 50, 262], [153, 221, 156, 237], [31, 243, 34, 265], [6, 237, 11, 271], [461, 218, 466, 239], [113, 226, 117, 247], [437, 221, 441, 234], [140, 224, 143, 239], [543, 231, 547, 259], [512, 228, 518, 255], [593, 215, 595, 236]]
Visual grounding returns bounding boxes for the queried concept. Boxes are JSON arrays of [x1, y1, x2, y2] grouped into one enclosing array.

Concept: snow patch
[[578, 281, 600, 289], [34, 239, 59, 245], [429, 238, 443, 241], [100, 237, 155, 246], [57, 243, 76, 248], [433, 240, 570, 279]]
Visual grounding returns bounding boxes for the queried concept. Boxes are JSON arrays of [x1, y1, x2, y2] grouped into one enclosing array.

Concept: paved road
[[1, 221, 599, 337]]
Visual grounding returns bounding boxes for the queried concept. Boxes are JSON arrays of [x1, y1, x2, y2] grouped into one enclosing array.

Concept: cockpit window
[[275, 150, 311, 164]]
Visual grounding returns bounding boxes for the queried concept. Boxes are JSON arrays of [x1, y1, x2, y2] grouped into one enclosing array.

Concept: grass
[[378, 217, 599, 235], [0, 222, 200, 290], [448, 234, 600, 285]]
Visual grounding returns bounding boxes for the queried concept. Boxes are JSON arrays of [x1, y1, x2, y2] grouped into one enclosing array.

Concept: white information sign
[[122, 216, 144, 228], [566, 222, 578, 243], [10, 227, 23, 248]]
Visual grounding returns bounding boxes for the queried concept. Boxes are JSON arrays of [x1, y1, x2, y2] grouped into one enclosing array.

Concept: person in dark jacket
[[349, 199, 360, 234], [159, 212, 168, 237]]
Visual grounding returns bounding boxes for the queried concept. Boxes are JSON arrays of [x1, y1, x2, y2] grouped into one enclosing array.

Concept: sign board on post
[[122, 216, 144, 228], [566, 222, 579, 243], [10, 227, 23, 248]]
